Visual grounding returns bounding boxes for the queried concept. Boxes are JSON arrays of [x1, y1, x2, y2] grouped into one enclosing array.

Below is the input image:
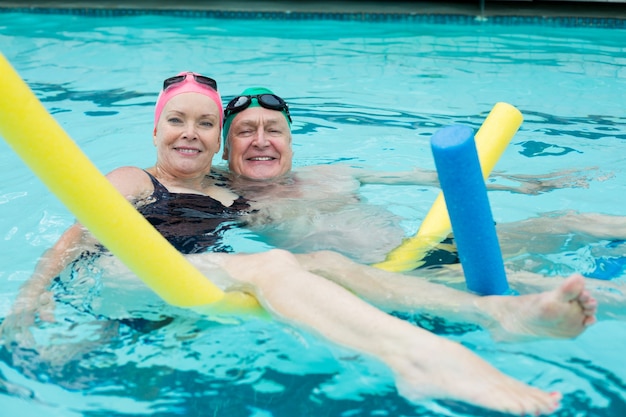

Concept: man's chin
[[239, 168, 288, 182]]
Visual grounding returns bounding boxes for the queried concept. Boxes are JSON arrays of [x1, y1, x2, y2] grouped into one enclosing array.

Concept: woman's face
[[153, 92, 221, 179]]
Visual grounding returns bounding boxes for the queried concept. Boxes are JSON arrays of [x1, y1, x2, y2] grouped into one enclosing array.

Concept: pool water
[[1, 10, 625, 417]]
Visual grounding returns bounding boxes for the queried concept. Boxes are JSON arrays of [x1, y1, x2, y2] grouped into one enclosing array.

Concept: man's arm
[[353, 167, 439, 187], [353, 165, 608, 195]]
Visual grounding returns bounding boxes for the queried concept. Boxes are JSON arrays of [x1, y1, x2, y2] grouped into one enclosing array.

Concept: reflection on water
[[1, 9, 625, 417]]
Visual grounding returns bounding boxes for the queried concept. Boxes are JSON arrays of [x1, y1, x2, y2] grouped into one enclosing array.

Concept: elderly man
[[218, 86, 625, 321], [219, 87, 623, 268]]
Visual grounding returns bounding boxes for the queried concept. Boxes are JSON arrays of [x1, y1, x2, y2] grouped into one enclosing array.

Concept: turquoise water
[[1, 11, 626, 416]]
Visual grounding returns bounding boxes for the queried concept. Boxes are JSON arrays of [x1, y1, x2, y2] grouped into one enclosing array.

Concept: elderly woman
[[3, 72, 598, 417]]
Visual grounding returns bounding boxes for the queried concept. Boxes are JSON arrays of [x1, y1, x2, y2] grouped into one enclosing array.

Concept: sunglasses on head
[[224, 94, 292, 123], [162, 73, 218, 91]]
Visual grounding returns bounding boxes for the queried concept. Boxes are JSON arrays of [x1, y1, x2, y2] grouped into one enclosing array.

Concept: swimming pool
[[1, 8, 625, 417]]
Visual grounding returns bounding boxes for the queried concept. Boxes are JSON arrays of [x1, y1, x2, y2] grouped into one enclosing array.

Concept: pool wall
[[1, 0, 626, 28]]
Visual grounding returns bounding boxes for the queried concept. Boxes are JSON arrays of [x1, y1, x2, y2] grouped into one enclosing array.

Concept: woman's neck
[[149, 166, 212, 194]]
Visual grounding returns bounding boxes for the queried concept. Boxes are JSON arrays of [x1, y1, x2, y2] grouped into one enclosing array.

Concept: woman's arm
[[1, 166, 152, 340], [0, 222, 96, 347]]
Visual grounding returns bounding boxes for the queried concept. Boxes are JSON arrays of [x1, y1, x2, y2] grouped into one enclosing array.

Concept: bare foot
[[507, 270, 626, 321], [389, 331, 561, 415], [476, 274, 597, 342]]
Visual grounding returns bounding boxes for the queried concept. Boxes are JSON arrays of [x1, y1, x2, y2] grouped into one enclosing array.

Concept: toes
[[583, 315, 597, 327], [556, 274, 585, 303], [576, 289, 598, 317]]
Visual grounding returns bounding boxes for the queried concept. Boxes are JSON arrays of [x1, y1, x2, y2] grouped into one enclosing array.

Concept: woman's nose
[[182, 123, 198, 140]]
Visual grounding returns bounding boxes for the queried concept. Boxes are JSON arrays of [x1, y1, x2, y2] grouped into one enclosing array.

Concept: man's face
[[223, 106, 293, 180]]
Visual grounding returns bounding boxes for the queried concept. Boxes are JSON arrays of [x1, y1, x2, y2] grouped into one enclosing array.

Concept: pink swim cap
[[153, 72, 223, 129]]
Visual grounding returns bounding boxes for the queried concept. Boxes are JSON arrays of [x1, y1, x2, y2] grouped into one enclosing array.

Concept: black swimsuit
[[138, 171, 250, 254]]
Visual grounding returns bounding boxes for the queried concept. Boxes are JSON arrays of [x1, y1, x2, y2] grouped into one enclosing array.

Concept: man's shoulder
[[298, 164, 358, 178], [293, 164, 361, 193]]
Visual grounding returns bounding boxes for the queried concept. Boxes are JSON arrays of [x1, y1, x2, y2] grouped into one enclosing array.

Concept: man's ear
[[222, 144, 229, 160], [152, 128, 157, 146]]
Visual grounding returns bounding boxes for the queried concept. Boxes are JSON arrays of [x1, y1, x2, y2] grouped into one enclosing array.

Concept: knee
[[309, 250, 348, 263], [293, 250, 351, 272], [263, 248, 301, 268]]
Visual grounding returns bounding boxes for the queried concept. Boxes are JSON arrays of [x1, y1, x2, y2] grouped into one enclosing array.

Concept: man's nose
[[252, 127, 269, 146]]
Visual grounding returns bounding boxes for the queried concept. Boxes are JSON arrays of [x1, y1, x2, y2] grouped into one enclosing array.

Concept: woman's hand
[[0, 280, 56, 349]]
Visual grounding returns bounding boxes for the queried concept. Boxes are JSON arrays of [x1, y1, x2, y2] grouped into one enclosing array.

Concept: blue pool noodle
[[430, 125, 510, 295]]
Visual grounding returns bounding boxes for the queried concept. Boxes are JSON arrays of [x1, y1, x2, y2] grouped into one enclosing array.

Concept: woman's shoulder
[[105, 166, 154, 201], [106, 165, 148, 179]]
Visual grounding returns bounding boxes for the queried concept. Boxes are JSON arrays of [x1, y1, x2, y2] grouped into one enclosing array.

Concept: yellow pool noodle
[[0, 54, 259, 312], [373, 102, 523, 272]]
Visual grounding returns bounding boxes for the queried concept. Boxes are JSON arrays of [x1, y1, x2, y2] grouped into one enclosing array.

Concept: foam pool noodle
[[0, 53, 261, 314], [373, 102, 523, 273], [431, 125, 509, 295]]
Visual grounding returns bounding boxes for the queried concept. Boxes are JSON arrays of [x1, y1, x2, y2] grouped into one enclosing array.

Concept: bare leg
[[294, 251, 597, 342], [499, 211, 626, 241], [410, 263, 624, 321], [199, 249, 560, 415]]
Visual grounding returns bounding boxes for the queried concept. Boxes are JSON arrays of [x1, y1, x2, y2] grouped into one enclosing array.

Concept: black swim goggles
[[224, 94, 292, 123], [162, 73, 218, 91]]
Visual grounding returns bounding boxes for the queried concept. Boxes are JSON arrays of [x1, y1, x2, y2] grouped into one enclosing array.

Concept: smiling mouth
[[248, 156, 276, 161], [175, 148, 201, 154]]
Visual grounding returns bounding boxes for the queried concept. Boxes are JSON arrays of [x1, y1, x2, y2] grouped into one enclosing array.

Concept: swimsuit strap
[[143, 170, 170, 199], [141, 169, 250, 212]]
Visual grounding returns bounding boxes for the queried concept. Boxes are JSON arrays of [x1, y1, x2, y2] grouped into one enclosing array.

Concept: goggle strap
[[163, 73, 217, 91], [225, 94, 292, 123]]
